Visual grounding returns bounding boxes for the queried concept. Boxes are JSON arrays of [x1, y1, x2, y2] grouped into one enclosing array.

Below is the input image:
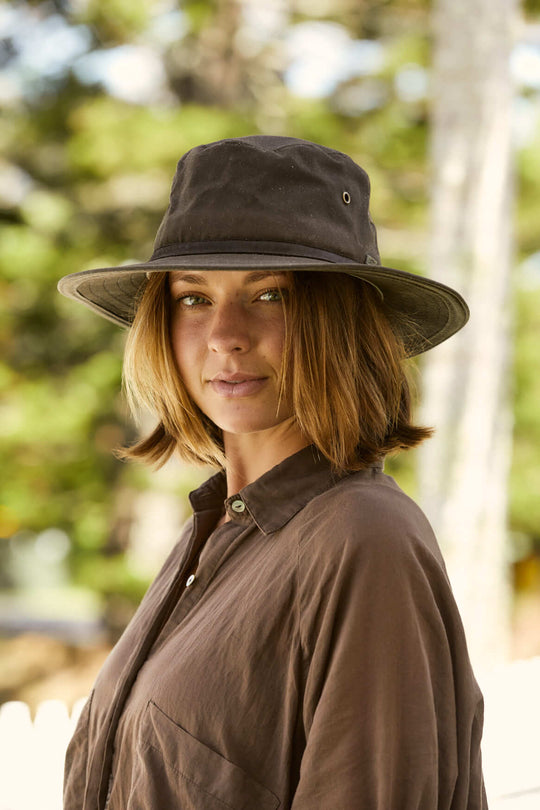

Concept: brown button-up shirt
[[64, 446, 487, 809]]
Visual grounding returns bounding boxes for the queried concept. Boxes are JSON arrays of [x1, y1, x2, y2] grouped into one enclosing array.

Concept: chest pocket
[[125, 700, 280, 810]]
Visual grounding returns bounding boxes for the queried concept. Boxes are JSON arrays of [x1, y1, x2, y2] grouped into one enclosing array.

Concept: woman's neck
[[223, 419, 309, 496]]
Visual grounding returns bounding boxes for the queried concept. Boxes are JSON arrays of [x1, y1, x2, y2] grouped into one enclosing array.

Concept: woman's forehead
[[168, 269, 290, 286]]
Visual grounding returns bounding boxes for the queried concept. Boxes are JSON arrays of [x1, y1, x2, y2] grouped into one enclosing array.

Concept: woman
[[58, 136, 487, 809]]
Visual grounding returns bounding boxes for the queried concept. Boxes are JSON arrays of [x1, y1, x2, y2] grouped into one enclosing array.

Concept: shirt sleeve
[[292, 491, 487, 810]]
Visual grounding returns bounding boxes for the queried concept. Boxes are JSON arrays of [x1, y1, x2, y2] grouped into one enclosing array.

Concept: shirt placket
[[152, 519, 245, 647], [102, 505, 256, 810], [96, 507, 220, 810]]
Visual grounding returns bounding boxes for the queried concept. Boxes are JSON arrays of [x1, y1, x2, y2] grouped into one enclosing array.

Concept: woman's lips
[[209, 377, 267, 397]]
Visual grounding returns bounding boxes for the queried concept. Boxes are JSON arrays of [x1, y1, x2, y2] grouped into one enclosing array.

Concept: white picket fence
[[0, 697, 85, 810], [481, 657, 540, 809], [0, 658, 539, 810]]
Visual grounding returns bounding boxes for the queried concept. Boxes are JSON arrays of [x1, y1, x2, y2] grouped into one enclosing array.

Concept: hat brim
[[57, 253, 469, 356]]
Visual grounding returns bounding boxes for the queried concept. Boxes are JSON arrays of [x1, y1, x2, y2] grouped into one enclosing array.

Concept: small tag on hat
[[365, 254, 379, 265]]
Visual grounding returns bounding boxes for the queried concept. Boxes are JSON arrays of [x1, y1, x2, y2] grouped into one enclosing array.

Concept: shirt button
[[185, 574, 195, 587], [231, 499, 246, 513]]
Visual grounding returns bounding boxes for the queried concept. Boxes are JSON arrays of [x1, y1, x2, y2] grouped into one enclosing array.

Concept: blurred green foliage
[[1, 0, 540, 629]]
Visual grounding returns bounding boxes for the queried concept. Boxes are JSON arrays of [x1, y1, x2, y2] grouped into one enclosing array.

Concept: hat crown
[[57, 135, 469, 352], [153, 136, 380, 265]]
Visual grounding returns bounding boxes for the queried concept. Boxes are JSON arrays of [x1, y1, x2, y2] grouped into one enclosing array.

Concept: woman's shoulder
[[296, 467, 445, 569]]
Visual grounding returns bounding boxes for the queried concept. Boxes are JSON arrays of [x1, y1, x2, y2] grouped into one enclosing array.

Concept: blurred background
[[1, 0, 539, 807]]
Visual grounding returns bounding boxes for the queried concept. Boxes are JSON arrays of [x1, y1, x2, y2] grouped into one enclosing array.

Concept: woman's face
[[169, 269, 294, 439]]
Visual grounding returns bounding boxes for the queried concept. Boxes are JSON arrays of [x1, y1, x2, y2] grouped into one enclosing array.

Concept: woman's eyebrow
[[169, 272, 206, 286], [244, 271, 287, 284]]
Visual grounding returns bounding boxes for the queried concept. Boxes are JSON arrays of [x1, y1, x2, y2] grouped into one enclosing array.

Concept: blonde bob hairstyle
[[119, 270, 432, 472]]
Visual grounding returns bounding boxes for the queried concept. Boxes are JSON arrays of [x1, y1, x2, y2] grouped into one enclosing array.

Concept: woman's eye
[[177, 294, 208, 307], [258, 288, 285, 302]]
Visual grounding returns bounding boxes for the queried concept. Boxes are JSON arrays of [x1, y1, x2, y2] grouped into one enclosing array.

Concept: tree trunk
[[419, 0, 518, 671]]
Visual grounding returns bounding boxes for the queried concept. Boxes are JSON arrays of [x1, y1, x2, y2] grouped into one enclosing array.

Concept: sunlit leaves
[[67, 98, 253, 178]]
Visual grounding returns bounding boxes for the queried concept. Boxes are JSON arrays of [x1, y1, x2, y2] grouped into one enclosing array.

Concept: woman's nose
[[207, 302, 251, 354]]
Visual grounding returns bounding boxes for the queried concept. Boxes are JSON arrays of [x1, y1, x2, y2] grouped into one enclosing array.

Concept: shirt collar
[[189, 446, 383, 535]]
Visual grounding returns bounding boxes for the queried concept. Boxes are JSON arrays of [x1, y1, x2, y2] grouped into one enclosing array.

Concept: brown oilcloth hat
[[58, 135, 469, 355]]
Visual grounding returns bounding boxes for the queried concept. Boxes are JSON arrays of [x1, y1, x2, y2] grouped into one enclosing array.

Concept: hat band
[[150, 240, 368, 265]]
